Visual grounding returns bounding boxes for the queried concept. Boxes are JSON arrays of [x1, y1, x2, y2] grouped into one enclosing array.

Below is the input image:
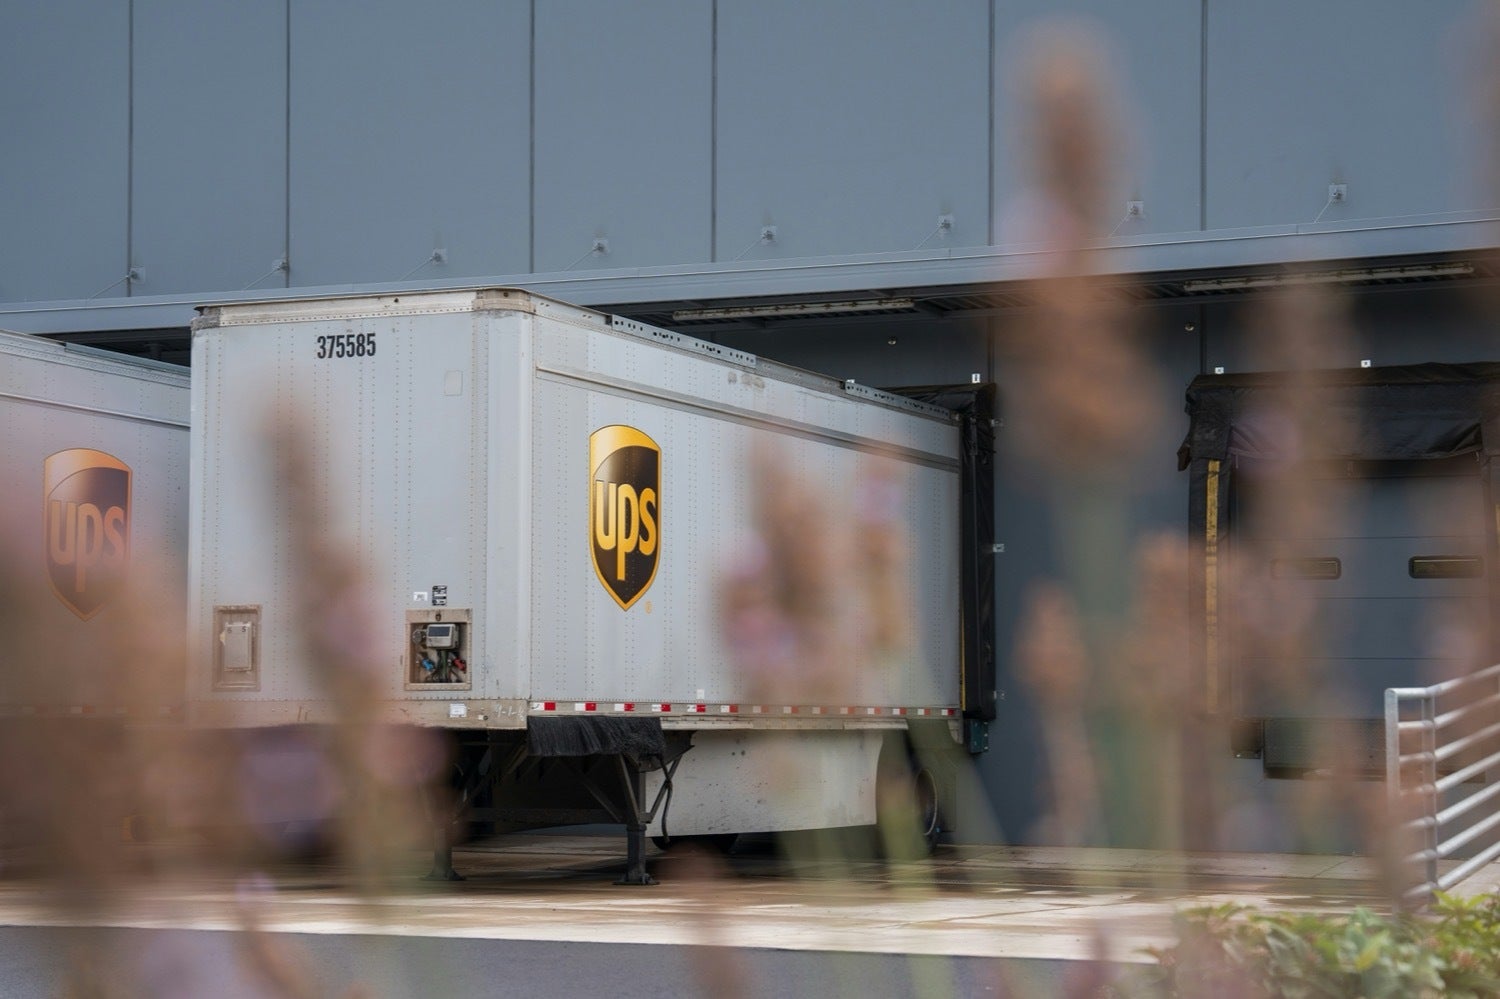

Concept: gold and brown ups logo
[[590, 426, 659, 610], [44, 449, 131, 619]]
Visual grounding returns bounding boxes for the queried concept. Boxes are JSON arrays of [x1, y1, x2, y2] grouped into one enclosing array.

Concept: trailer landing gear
[[422, 843, 465, 882], [617, 823, 656, 886], [426, 721, 688, 885]]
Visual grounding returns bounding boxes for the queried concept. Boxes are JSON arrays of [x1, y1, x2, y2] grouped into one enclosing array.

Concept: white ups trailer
[[0, 330, 189, 717], [0, 329, 187, 849], [190, 289, 982, 881]]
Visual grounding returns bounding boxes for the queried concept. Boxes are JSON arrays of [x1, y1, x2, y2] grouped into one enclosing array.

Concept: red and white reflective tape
[[527, 701, 960, 717]]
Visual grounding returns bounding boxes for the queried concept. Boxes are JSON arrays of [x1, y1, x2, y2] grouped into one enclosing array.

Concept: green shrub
[[1116, 894, 1500, 998]]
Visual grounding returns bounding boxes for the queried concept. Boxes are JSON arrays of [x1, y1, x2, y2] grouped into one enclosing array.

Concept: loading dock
[[1181, 363, 1500, 776]]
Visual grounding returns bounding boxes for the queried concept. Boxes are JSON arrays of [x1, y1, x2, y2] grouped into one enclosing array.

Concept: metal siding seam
[[126, 0, 135, 296], [986, 0, 996, 246], [284, 0, 291, 286], [710, 0, 718, 261], [471, 317, 486, 695], [1205, 458, 1221, 712], [537, 0, 543, 273], [1199, 0, 1208, 231]]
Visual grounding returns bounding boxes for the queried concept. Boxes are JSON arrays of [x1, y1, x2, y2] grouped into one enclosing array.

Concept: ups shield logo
[[44, 449, 131, 620], [590, 426, 659, 610]]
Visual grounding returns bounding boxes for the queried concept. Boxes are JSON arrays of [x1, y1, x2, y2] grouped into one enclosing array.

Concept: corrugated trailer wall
[[0, 330, 189, 714], [189, 291, 963, 728], [527, 312, 961, 712]]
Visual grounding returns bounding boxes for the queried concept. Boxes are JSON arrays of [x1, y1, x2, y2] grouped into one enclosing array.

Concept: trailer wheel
[[876, 739, 942, 859], [912, 766, 940, 854], [651, 833, 738, 855]]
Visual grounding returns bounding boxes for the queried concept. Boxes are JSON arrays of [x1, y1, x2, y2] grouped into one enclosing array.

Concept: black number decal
[[315, 332, 376, 360]]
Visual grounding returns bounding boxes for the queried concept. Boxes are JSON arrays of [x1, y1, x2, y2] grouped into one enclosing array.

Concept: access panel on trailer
[[1180, 363, 1500, 776]]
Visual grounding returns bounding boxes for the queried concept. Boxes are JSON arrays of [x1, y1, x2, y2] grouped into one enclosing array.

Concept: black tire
[[875, 739, 942, 859], [912, 766, 941, 854]]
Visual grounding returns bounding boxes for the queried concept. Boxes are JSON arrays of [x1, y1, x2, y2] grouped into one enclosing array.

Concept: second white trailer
[[0, 330, 189, 717]]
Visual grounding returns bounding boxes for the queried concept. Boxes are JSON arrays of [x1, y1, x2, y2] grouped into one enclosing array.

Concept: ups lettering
[[47, 500, 127, 593], [43, 448, 132, 619], [592, 481, 658, 581]]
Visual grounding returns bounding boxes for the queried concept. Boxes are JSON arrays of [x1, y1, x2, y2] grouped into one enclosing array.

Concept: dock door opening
[[1180, 363, 1500, 777]]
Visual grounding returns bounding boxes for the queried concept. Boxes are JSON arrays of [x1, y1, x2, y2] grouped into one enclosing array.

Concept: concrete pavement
[[0, 834, 1491, 967]]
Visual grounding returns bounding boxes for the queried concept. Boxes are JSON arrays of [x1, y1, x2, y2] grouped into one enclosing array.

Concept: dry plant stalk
[[1002, 21, 1162, 478], [0, 407, 459, 996], [715, 443, 946, 953], [1016, 584, 1100, 848], [719, 445, 917, 710], [266, 411, 448, 895], [1000, 20, 1168, 858], [1229, 284, 1375, 852], [671, 846, 754, 999], [1114, 533, 1195, 855]]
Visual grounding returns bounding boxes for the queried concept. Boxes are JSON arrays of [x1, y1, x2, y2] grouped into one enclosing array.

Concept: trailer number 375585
[[316, 333, 376, 359]]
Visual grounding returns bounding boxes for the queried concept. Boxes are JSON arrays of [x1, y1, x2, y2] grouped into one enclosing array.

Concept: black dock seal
[[894, 383, 998, 723]]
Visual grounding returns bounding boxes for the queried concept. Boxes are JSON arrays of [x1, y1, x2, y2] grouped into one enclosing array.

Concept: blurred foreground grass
[[1116, 893, 1500, 999]]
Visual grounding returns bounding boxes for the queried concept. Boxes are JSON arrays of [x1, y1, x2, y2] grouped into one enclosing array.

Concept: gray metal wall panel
[[993, 2, 1203, 241], [0, 3, 129, 303], [131, 0, 286, 297], [1205, 1, 1482, 230], [715, 0, 991, 260], [533, 0, 712, 272], [286, 0, 530, 287]]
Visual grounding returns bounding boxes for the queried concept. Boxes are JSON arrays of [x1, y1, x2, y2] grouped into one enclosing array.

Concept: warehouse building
[[3, 1, 1497, 854]]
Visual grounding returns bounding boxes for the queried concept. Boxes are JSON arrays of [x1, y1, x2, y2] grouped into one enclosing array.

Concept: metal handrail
[[1387, 662, 1500, 908]]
